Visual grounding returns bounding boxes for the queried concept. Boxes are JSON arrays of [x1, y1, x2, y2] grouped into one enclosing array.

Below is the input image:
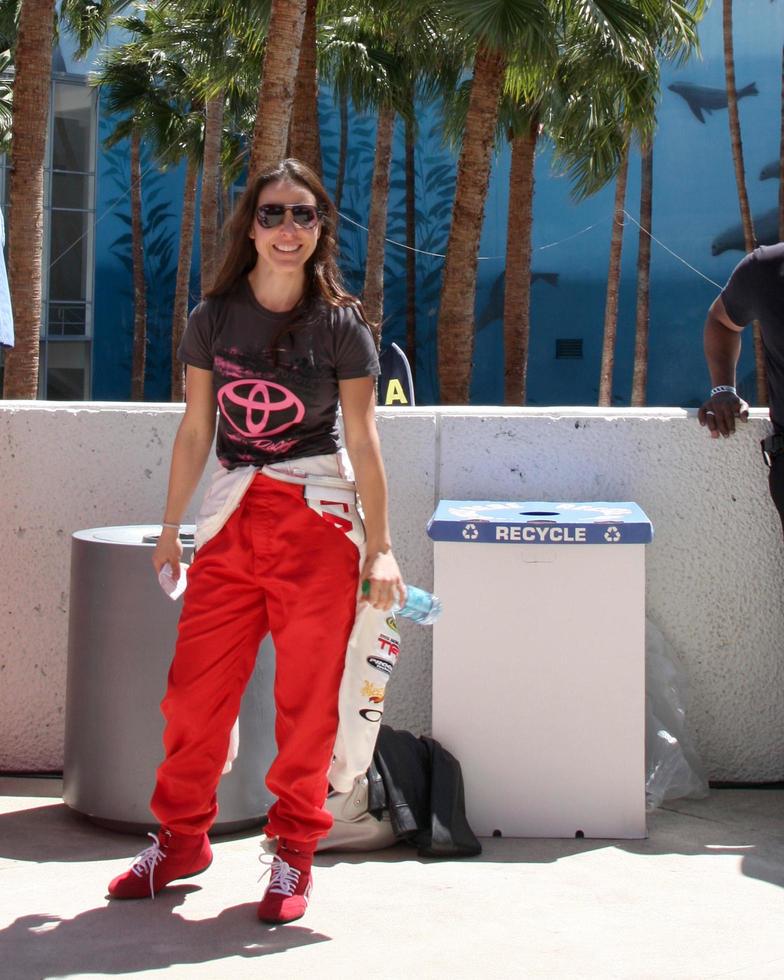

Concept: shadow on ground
[[3, 790, 783, 894], [0, 802, 259, 863], [0, 887, 330, 980]]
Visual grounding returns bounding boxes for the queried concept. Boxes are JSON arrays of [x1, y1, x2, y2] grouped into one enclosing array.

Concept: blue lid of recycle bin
[[427, 501, 653, 545]]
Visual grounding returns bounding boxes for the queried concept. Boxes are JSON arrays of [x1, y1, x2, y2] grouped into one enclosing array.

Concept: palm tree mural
[[94, 46, 159, 400], [333, 88, 349, 213], [156, 0, 266, 297], [94, 4, 255, 399], [552, 0, 703, 407], [321, 2, 458, 338], [403, 82, 417, 377], [433, 0, 685, 405], [723, 0, 767, 404], [631, 4, 705, 406], [321, 13, 397, 333]]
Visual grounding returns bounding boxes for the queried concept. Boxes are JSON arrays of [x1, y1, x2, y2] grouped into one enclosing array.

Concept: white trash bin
[[63, 525, 276, 835], [428, 501, 653, 840]]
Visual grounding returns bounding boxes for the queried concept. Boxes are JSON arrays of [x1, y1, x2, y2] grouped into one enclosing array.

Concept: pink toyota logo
[[217, 380, 305, 437]]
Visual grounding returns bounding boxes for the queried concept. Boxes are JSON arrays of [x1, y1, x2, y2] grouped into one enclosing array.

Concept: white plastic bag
[[645, 619, 709, 810]]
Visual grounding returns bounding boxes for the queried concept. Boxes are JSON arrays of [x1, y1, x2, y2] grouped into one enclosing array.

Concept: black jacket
[[367, 725, 482, 858]]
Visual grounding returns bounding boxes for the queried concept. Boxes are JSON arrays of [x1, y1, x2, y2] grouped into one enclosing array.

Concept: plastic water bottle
[[362, 580, 443, 625]]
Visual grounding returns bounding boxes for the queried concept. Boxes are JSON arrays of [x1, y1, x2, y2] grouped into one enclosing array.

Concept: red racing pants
[[150, 471, 360, 847]]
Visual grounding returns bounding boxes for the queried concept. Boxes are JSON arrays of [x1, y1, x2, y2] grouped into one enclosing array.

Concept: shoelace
[[131, 832, 166, 899], [259, 853, 301, 897]]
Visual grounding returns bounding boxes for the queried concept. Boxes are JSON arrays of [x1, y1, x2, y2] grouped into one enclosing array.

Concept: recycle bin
[[427, 500, 653, 839], [63, 525, 276, 834]]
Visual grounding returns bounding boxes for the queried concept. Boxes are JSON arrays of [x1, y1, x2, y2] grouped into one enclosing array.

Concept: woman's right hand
[[152, 526, 183, 579]]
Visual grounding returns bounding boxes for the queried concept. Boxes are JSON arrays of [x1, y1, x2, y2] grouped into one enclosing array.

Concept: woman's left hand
[[361, 549, 404, 611]]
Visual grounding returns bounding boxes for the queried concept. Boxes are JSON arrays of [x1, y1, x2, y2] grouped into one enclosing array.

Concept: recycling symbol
[[462, 523, 479, 540], [604, 526, 621, 543]]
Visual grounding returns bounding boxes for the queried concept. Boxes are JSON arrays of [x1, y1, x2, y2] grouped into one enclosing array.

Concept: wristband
[[161, 522, 181, 531], [710, 385, 737, 397]]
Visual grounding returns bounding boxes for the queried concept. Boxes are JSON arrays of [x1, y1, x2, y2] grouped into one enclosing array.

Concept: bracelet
[[710, 385, 737, 397], [161, 522, 181, 531]]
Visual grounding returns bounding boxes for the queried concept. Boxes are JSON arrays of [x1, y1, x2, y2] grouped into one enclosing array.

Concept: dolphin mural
[[476, 270, 560, 332], [711, 208, 780, 255], [668, 81, 758, 123], [760, 159, 780, 181]]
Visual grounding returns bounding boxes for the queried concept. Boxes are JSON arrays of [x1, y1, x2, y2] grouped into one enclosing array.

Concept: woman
[[108, 159, 403, 924]]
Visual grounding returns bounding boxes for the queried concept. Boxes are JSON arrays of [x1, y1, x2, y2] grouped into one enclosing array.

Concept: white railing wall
[[1, 403, 782, 781]]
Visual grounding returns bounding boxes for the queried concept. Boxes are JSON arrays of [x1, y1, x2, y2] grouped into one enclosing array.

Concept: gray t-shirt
[[178, 279, 379, 469], [721, 242, 784, 431]]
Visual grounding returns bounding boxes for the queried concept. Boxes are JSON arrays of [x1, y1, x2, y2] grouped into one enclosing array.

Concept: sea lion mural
[[711, 208, 780, 255], [668, 81, 758, 123]]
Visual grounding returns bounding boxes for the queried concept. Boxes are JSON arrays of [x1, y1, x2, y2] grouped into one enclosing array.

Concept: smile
[[273, 244, 302, 253]]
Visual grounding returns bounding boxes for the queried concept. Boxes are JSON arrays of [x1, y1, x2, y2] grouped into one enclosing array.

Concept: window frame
[[42, 74, 98, 397]]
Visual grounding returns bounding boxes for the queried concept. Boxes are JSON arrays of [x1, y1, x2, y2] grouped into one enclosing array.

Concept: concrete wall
[[1, 403, 782, 781]]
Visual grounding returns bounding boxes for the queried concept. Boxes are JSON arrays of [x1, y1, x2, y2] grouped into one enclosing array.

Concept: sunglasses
[[255, 203, 322, 229]]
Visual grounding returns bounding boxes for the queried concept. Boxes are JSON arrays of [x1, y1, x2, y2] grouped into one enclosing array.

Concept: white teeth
[[274, 244, 300, 252]]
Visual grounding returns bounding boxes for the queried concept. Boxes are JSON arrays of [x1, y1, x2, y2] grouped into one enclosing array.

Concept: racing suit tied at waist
[[194, 451, 398, 791]]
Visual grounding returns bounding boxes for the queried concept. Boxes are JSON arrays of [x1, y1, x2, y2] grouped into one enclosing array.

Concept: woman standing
[[108, 159, 403, 924]]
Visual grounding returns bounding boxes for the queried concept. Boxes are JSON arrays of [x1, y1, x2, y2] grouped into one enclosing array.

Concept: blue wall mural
[[90, 0, 784, 406], [92, 90, 197, 401]]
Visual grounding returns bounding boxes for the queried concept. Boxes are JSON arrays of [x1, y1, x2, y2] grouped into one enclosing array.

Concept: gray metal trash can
[[63, 525, 276, 835]]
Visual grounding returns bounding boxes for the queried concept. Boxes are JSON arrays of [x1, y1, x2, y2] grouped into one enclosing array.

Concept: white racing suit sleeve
[[301, 487, 398, 794]]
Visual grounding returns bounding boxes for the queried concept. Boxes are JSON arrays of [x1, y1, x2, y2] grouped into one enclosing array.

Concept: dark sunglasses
[[255, 203, 322, 229]]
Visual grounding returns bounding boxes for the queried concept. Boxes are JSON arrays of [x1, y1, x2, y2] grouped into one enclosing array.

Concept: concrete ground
[[1, 778, 783, 980]]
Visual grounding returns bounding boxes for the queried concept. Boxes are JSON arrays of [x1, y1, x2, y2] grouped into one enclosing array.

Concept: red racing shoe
[[257, 841, 313, 924], [108, 828, 212, 899]]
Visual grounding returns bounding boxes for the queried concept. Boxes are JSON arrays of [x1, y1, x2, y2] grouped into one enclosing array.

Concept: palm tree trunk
[[171, 158, 198, 402], [779, 42, 784, 240], [723, 0, 755, 251], [200, 91, 224, 295], [503, 119, 538, 406], [334, 88, 349, 214], [723, 0, 767, 404], [362, 105, 395, 344], [288, 0, 322, 178], [130, 126, 147, 402], [2, 0, 55, 399], [631, 141, 653, 407], [437, 43, 507, 404], [598, 145, 630, 408], [221, 178, 230, 230], [405, 103, 417, 381], [248, 0, 308, 179]]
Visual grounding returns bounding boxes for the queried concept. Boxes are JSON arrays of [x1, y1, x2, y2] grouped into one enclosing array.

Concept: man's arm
[[698, 296, 750, 438]]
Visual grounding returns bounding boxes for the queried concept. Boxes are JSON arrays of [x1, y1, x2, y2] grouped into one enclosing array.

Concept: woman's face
[[249, 178, 321, 276]]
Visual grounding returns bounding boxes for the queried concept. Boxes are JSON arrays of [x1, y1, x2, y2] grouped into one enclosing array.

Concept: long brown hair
[[206, 159, 371, 332]]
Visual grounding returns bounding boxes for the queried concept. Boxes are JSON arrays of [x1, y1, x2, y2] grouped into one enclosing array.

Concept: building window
[[44, 79, 96, 397], [40, 339, 91, 400], [556, 338, 583, 360]]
